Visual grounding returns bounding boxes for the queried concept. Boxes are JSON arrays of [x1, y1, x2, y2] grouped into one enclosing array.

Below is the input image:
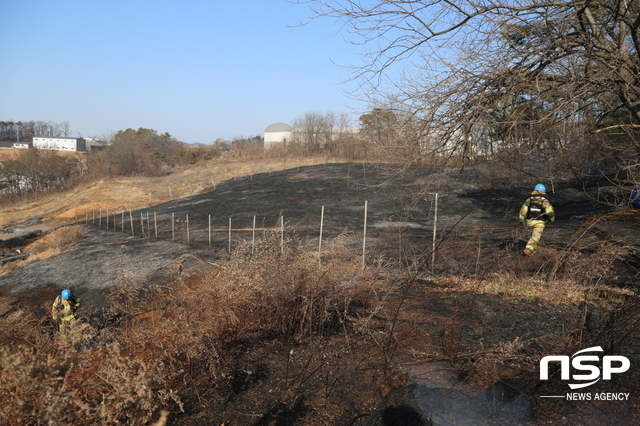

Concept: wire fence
[[80, 200, 439, 271]]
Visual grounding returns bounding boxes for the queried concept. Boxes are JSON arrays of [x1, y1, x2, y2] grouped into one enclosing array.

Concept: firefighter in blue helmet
[[519, 184, 555, 255], [52, 289, 81, 337]]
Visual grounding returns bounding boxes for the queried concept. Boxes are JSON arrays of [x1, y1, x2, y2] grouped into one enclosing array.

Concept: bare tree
[[0, 149, 74, 197], [61, 121, 71, 137], [0, 119, 72, 142], [291, 111, 336, 153], [294, 0, 640, 178]]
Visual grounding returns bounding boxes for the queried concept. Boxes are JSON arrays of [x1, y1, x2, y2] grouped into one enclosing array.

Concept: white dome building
[[263, 122, 293, 149]]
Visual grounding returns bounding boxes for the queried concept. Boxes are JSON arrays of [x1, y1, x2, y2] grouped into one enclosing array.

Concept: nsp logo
[[540, 346, 630, 389]]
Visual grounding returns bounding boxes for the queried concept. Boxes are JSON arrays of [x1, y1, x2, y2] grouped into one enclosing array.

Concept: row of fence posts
[[81, 194, 439, 270]]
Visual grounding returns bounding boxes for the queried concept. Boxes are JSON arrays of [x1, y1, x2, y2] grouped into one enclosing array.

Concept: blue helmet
[[534, 183, 546, 193], [61, 289, 72, 300]]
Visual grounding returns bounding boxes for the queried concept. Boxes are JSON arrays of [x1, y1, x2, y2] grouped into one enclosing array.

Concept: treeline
[[89, 129, 265, 176], [89, 128, 188, 176], [0, 127, 266, 202], [266, 111, 370, 161], [0, 120, 72, 142], [0, 114, 401, 203], [0, 149, 84, 197]]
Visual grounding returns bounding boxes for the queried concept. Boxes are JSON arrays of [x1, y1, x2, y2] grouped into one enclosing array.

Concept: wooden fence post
[[252, 215, 256, 254], [432, 193, 438, 272], [362, 201, 368, 270], [319, 206, 324, 264], [280, 215, 284, 254]]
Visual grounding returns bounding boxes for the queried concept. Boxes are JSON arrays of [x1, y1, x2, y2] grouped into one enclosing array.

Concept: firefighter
[[52, 289, 81, 337], [519, 184, 555, 255]]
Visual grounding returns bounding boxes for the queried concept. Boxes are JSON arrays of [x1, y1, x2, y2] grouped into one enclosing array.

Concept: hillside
[[1, 160, 640, 425], [0, 151, 328, 232]]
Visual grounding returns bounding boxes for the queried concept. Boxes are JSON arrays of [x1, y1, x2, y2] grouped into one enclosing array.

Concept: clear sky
[[0, 0, 369, 144]]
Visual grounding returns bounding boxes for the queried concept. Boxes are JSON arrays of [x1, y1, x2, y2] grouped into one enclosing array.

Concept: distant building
[[13, 142, 31, 149], [83, 137, 108, 151], [264, 122, 293, 149], [264, 122, 360, 149], [33, 136, 87, 151]]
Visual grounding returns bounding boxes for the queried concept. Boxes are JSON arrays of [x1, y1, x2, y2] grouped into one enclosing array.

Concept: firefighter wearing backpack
[[52, 289, 81, 337], [519, 184, 555, 255]]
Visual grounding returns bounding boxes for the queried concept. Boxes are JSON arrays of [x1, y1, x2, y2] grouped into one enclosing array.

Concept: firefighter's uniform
[[52, 293, 81, 337], [519, 190, 555, 255]]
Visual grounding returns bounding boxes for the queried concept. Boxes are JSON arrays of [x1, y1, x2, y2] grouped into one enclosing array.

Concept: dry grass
[[2, 153, 638, 423], [0, 235, 388, 425], [25, 225, 85, 255], [440, 273, 634, 305], [0, 152, 347, 230], [0, 226, 86, 276], [1, 231, 637, 423]]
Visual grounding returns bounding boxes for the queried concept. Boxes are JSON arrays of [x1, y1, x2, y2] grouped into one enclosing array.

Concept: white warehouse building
[[264, 122, 360, 150], [33, 136, 87, 151]]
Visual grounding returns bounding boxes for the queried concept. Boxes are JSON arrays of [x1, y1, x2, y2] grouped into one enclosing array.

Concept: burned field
[[2, 163, 640, 425]]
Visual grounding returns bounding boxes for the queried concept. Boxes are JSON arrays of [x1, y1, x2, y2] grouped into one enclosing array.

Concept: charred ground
[[1, 162, 640, 425]]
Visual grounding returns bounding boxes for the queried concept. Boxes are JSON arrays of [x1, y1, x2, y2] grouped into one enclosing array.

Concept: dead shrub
[[0, 339, 183, 425], [56, 233, 387, 423], [552, 241, 636, 286], [465, 336, 531, 387], [108, 232, 377, 359], [86, 342, 184, 424], [0, 231, 411, 425], [0, 309, 52, 349], [0, 304, 185, 425], [0, 344, 92, 425], [428, 227, 489, 277]]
